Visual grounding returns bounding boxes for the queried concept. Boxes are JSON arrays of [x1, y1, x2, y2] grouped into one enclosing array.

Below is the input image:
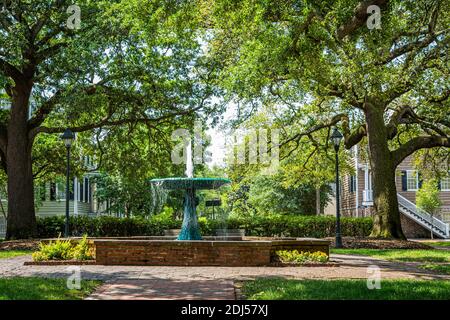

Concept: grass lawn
[[242, 279, 450, 300], [425, 241, 450, 247], [0, 277, 101, 300], [0, 250, 31, 259], [419, 264, 450, 275], [331, 248, 450, 263]]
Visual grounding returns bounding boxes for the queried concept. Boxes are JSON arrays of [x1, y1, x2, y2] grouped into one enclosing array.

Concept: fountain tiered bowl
[[150, 177, 231, 190]]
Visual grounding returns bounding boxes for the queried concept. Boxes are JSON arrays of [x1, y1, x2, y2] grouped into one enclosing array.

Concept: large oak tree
[[0, 0, 218, 239], [210, 0, 450, 238]]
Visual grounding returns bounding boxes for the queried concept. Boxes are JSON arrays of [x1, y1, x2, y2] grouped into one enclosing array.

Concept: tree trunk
[[365, 102, 406, 239], [5, 84, 37, 239]]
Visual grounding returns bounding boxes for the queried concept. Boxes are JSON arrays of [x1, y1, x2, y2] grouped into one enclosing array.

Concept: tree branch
[[336, 0, 389, 40], [0, 57, 24, 82], [392, 135, 450, 166]]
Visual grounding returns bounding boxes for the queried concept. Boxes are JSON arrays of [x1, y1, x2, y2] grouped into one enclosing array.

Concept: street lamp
[[61, 128, 75, 238], [331, 127, 343, 248]]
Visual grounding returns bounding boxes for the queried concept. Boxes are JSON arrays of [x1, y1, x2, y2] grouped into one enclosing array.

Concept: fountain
[[150, 139, 230, 240], [92, 136, 330, 267]]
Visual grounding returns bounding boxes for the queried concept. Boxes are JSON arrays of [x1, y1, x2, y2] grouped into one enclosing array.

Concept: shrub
[[32, 236, 74, 261], [275, 250, 329, 264], [72, 235, 94, 261], [36, 215, 373, 238], [32, 234, 94, 261]]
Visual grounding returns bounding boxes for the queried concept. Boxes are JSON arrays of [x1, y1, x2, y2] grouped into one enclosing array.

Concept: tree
[[210, 0, 450, 238], [0, 0, 218, 238], [416, 179, 442, 239]]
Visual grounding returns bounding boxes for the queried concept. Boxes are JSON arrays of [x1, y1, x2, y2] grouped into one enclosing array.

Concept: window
[[350, 175, 357, 193], [406, 170, 419, 191], [441, 174, 450, 191]]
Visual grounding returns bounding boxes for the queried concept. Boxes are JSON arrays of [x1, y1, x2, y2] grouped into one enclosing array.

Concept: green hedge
[[36, 215, 372, 238]]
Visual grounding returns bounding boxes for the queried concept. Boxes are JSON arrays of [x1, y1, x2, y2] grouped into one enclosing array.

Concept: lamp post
[[61, 128, 75, 238], [331, 127, 343, 248]]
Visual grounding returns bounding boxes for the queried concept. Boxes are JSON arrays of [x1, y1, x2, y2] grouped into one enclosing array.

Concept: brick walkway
[[86, 279, 235, 300], [1, 254, 449, 300]]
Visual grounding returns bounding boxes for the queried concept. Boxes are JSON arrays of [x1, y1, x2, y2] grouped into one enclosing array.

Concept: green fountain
[[150, 140, 230, 240]]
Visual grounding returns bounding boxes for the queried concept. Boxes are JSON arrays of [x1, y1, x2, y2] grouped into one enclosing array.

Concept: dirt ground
[[0, 236, 434, 252], [0, 239, 40, 251], [324, 237, 432, 249]]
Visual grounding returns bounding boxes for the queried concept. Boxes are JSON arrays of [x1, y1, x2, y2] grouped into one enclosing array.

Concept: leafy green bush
[[275, 250, 329, 264], [32, 237, 74, 261], [72, 235, 94, 261], [36, 215, 373, 238], [32, 235, 94, 261]]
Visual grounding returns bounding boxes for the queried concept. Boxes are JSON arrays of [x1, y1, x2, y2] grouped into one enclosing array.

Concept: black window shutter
[[80, 179, 84, 202], [418, 172, 423, 189], [401, 171, 407, 191], [438, 179, 441, 190]]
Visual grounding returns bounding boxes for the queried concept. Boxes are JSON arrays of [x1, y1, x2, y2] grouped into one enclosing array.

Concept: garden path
[[1, 254, 449, 300]]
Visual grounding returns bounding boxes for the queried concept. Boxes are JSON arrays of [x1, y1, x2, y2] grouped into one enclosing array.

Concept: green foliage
[[274, 250, 328, 264], [0, 250, 31, 259], [36, 215, 372, 238], [32, 237, 74, 261], [419, 264, 450, 275], [416, 179, 442, 214], [72, 235, 94, 261], [331, 248, 450, 263], [242, 279, 450, 300], [0, 277, 101, 300], [32, 235, 94, 261], [246, 175, 331, 215]]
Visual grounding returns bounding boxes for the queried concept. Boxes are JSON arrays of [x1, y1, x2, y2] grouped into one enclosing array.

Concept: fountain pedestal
[[178, 188, 202, 240], [150, 177, 231, 240]]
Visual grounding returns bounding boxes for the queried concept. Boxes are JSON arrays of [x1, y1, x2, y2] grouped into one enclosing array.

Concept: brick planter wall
[[94, 238, 330, 266]]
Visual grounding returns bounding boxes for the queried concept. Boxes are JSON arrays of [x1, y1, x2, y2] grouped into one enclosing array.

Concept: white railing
[[397, 193, 450, 237]]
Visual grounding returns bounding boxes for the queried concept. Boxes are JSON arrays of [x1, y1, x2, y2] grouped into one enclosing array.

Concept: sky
[[205, 104, 237, 168]]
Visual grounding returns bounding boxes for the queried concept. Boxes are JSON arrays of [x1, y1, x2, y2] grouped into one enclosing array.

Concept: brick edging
[[24, 260, 97, 266]]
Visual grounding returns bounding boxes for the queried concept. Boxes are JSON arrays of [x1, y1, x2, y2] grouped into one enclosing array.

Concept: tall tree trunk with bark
[[5, 84, 37, 239], [365, 101, 405, 239]]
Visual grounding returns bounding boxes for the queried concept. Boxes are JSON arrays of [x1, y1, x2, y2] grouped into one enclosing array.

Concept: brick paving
[[1, 254, 449, 300], [86, 279, 236, 300]]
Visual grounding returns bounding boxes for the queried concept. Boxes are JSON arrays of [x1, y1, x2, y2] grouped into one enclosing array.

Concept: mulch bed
[[0, 239, 40, 251], [325, 237, 432, 249], [24, 260, 97, 266]]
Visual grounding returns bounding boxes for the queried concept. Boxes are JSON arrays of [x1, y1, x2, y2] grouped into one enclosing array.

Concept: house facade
[[329, 145, 450, 238]]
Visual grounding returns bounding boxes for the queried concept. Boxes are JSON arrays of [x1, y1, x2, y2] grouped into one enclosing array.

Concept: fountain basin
[[94, 238, 330, 266]]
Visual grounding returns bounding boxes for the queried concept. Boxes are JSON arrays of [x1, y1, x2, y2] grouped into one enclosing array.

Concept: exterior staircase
[[397, 193, 450, 239]]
